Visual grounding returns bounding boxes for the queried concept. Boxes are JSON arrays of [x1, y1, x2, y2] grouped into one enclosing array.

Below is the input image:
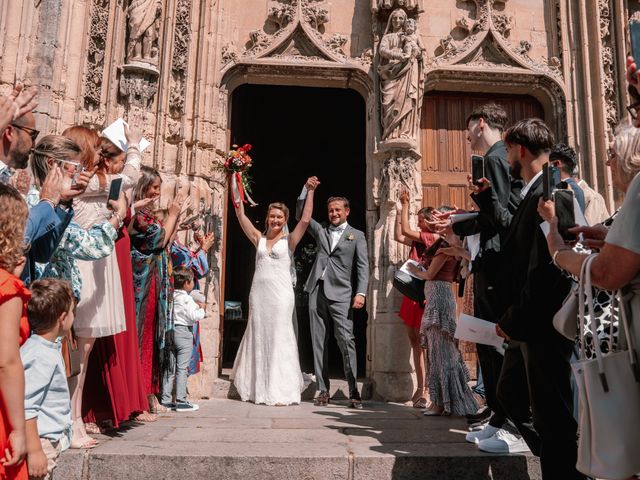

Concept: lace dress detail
[[232, 237, 304, 405]]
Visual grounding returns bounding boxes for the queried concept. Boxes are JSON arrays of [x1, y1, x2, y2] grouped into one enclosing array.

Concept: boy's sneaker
[[160, 402, 176, 411], [477, 429, 530, 454], [465, 424, 499, 444], [174, 401, 199, 412]]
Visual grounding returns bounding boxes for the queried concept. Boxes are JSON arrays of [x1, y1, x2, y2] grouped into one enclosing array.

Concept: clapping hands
[[0, 84, 38, 133]]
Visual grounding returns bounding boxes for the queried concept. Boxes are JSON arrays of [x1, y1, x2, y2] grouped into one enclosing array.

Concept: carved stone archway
[[426, 0, 568, 139]]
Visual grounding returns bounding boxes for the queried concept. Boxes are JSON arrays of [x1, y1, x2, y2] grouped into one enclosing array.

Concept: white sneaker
[[465, 424, 499, 444], [477, 429, 531, 453]]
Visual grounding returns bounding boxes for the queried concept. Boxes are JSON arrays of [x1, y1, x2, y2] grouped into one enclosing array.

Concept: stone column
[[369, 3, 425, 401]]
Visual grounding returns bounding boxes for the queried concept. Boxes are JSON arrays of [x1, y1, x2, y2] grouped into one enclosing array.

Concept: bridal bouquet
[[216, 143, 257, 207]]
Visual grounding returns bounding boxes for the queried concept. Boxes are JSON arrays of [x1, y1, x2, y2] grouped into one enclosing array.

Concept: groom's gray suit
[[296, 199, 369, 396]]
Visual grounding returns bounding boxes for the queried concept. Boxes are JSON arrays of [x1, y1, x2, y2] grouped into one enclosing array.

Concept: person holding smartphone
[[441, 104, 527, 450]]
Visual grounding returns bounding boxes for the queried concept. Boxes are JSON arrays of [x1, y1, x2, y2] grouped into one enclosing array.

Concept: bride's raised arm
[[234, 198, 261, 247], [289, 178, 318, 250]]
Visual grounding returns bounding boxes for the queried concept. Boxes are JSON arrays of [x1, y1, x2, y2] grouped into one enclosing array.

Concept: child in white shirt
[[161, 267, 205, 412]]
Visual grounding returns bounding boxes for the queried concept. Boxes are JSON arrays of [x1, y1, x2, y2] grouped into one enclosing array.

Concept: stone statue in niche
[[127, 0, 162, 65], [378, 9, 424, 147], [373, 0, 421, 12]]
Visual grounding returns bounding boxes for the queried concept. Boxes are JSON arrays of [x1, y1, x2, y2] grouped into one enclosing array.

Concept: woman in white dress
[[231, 178, 317, 405]]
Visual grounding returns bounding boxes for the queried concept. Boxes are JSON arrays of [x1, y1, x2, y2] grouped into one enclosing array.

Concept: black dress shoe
[[314, 391, 330, 406], [466, 406, 491, 424]]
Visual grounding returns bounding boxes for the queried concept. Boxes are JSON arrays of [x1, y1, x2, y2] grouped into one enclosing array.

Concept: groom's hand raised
[[305, 176, 320, 191], [352, 294, 365, 309]]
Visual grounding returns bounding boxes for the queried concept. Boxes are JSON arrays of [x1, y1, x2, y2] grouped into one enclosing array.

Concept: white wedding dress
[[232, 236, 304, 405]]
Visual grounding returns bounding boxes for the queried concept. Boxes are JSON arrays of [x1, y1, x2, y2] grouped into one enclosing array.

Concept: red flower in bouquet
[[215, 143, 257, 207]]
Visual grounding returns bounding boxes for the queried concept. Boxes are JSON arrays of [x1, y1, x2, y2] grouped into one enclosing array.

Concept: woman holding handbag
[[395, 189, 439, 408], [407, 206, 478, 417], [538, 121, 640, 480]]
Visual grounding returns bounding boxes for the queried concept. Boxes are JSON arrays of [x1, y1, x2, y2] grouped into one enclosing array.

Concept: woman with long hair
[[61, 126, 152, 432], [408, 204, 479, 417], [395, 189, 438, 408], [66, 123, 143, 447], [0, 183, 30, 480], [230, 179, 316, 405], [130, 166, 191, 411]]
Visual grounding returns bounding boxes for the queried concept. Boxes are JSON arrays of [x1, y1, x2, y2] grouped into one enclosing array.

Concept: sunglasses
[[627, 100, 640, 120], [11, 123, 39, 142]]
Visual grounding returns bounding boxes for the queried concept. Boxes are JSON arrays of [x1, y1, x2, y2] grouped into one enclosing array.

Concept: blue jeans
[[161, 325, 193, 404]]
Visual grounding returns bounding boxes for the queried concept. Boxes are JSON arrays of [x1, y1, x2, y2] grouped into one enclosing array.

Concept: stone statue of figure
[[378, 9, 424, 144], [373, 0, 420, 12], [127, 0, 162, 64]]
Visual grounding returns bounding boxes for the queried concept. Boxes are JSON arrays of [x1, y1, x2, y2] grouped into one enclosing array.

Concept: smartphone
[[471, 154, 485, 185], [554, 189, 576, 242], [542, 163, 561, 201], [630, 18, 640, 79], [107, 178, 123, 205]]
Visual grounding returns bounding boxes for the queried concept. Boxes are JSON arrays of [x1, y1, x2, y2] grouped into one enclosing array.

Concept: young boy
[[161, 267, 205, 412], [21, 279, 75, 479]]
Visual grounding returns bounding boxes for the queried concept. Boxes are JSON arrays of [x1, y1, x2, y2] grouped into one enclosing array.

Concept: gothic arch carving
[[425, 0, 568, 139], [221, 0, 371, 73]]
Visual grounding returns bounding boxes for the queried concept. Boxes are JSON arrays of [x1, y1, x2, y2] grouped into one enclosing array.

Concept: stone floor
[[54, 398, 540, 480]]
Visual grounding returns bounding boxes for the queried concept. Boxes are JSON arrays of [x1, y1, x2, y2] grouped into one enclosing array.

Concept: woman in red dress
[[0, 183, 31, 480], [395, 189, 439, 408], [62, 127, 152, 430]]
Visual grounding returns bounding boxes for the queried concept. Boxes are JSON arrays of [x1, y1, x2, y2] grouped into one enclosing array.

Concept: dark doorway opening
[[222, 84, 368, 379]]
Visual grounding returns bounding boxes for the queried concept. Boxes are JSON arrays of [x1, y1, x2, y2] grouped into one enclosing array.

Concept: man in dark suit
[[449, 104, 526, 447], [297, 177, 369, 409], [473, 118, 585, 479]]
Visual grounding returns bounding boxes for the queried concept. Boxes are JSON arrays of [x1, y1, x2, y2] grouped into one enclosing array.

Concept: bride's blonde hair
[[264, 202, 289, 232]]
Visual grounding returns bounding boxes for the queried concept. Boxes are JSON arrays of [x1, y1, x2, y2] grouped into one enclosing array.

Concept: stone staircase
[[54, 399, 540, 480]]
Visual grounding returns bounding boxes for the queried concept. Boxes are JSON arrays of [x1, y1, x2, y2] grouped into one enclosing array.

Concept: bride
[[231, 178, 317, 405]]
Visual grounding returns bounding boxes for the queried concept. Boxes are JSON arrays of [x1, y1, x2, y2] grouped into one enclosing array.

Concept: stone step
[[53, 400, 540, 480]]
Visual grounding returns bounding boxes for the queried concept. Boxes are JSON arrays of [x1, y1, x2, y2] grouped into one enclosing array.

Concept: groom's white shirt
[[299, 186, 365, 298]]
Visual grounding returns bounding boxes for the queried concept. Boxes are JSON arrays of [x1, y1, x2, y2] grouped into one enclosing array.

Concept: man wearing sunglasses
[[0, 86, 74, 284]]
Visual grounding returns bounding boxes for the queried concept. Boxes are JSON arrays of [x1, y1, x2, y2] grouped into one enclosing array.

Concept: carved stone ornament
[[378, 149, 421, 204], [169, 0, 192, 117], [83, 0, 110, 111], [228, 0, 365, 70], [119, 63, 160, 109], [430, 0, 563, 82], [371, 0, 423, 14], [126, 0, 163, 66], [599, 0, 618, 133]]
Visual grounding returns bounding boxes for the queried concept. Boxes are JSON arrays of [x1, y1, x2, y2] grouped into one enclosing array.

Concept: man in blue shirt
[[549, 143, 586, 213], [1, 88, 76, 284]]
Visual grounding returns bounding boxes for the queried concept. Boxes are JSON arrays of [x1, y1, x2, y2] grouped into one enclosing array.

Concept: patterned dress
[[419, 254, 478, 416], [130, 208, 174, 394], [37, 221, 117, 299]]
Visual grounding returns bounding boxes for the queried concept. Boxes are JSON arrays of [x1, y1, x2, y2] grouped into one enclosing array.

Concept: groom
[[297, 176, 369, 409]]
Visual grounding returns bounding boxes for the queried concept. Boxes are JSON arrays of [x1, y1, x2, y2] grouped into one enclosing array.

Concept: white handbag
[[572, 254, 640, 480]]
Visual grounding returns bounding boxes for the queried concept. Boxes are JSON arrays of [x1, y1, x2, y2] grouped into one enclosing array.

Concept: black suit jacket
[[474, 176, 571, 342], [453, 141, 523, 272]]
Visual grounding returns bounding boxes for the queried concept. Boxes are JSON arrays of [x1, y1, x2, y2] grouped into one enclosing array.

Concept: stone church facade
[[0, 0, 635, 400]]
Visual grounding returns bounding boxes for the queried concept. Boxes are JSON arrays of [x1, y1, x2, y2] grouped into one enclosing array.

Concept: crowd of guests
[[394, 62, 640, 478], [0, 86, 214, 480]]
